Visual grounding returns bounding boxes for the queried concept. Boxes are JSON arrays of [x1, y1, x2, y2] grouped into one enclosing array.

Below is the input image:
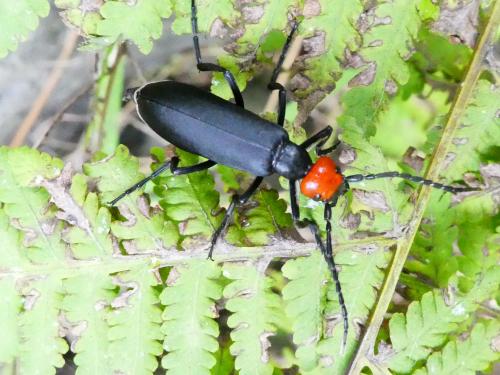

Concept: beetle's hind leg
[[207, 176, 263, 260], [191, 0, 244, 107], [109, 157, 216, 206]]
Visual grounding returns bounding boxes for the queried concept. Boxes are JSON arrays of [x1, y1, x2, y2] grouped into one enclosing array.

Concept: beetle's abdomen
[[135, 81, 288, 176]]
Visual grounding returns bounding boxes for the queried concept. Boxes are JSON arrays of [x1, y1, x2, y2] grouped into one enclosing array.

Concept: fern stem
[[347, 2, 500, 373], [0, 238, 397, 279]]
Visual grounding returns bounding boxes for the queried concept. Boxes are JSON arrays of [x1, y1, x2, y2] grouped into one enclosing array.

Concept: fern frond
[[341, 0, 425, 135], [84, 145, 179, 251], [0, 0, 49, 58], [212, 0, 296, 99], [95, 0, 172, 54], [43, 172, 114, 259], [61, 273, 116, 374], [18, 276, 68, 374], [296, 0, 363, 114], [441, 79, 500, 180], [226, 188, 292, 247], [312, 248, 391, 373], [152, 148, 223, 246], [161, 260, 222, 374], [282, 251, 328, 371], [407, 192, 459, 287], [223, 262, 281, 375], [340, 125, 414, 235], [386, 264, 500, 373], [107, 265, 163, 374], [0, 278, 21, 364], [413, 321, 500, 375]]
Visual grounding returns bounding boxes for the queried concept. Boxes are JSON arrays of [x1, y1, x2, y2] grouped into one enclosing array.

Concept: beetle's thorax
[[272, 142, 312, 180], [300, 156, 344, 202]]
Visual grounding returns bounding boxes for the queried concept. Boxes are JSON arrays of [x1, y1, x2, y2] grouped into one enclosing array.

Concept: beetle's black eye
[[314, 194, 321, 201]]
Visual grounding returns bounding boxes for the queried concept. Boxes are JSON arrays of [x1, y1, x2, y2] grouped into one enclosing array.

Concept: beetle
[[110, 0, 474, 349]]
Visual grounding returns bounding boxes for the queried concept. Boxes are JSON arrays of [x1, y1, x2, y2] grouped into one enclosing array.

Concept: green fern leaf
[[107, 265, 163, 374], [387, 291, 462, 373], [18, 276, 68, 373], [211, 0, 295, 99], [296, 0, 363, 112], [340, 124, 414, 235], [0, 147, 65, 263], [152, 148, 223, 246], [171, 0, 237, 34], [161, 260, 222, 374], [387, 264, 500, 373], [413, 321, 500, 375], [407, 192, 459, 287], [95, 0, 172, 54], [61, 273, 116, 374], [223, 262, 281, 375], [0, 0, 49, 58], [0, 277, 22, 364], [84, 145, 179, 251], [0, 148, 68, 370], [282, 251, 328, 371], [311, 248, 391, 374], [61, 173, 114, 259], [441, 79, 500, 180], [341, 0, 423, 135], [226, 188, 292, 247], [0, 211, 24, 363]]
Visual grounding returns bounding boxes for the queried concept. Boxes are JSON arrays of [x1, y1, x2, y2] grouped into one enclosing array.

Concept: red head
[[300, 156, 344, 202]]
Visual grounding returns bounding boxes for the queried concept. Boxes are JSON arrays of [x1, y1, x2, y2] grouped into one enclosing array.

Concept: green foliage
[[0, 0, 49, 58], [386, 263, 499, 373], [441, 79, 500, 180], [282, 252, 328, 371], [413, 321, 500, 375], [2, 1, 500, 374], [296, 0, 363, 116], [152, 148, 223, 245], [226, 188, 292, 246], [223, 262, 282, 375], [161, 260, 222, 374], [96, 0, 172, 54]]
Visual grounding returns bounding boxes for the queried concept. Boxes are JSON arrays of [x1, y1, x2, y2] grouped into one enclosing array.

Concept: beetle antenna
[[345, 172, 477, 194]]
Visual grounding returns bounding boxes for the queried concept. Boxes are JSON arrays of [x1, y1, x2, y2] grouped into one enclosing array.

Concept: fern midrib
[[0, 237, 397, 278]]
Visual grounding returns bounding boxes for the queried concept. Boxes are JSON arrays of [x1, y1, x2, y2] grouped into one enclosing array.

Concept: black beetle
[[110, 0, 474, 349]]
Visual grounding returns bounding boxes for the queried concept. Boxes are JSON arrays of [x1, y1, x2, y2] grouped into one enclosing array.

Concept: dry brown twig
[[10, 31, 79, 147]]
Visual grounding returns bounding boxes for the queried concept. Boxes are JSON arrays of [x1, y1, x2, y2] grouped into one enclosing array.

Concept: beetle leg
[[207, 176, 263, 260], [268, 22, 299, 127], [171, 158, 217, 176], [109, 158, 216, 206], [290, 178, 348, 351], [191, 0, 244, 107], [108, 161, 173, 206], [323, 203, 348, 352], [288, 179, 300, 220], [300, 125, 340, 155]]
